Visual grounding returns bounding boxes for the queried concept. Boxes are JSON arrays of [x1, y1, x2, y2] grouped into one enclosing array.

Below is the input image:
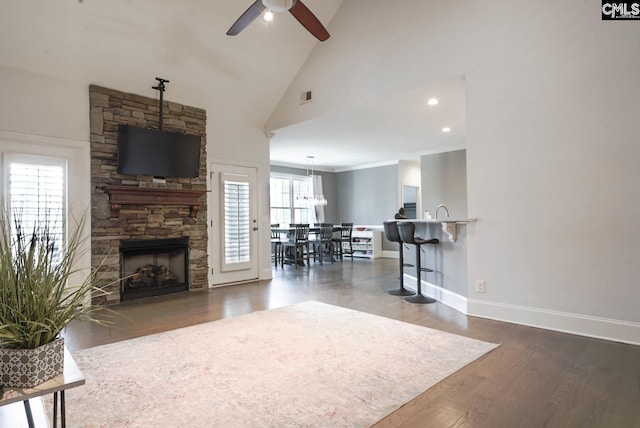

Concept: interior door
[[209, 163, 259, 285]]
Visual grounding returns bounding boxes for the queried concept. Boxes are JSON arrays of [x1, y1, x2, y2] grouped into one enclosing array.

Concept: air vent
[[300, 90, 313, 104]]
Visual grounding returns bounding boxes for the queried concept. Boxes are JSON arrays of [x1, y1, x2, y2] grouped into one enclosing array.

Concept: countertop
[[395, 218, 476, 224]]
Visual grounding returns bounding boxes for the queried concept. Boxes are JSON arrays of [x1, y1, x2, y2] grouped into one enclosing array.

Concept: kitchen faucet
[[435, 204, 450, 219]]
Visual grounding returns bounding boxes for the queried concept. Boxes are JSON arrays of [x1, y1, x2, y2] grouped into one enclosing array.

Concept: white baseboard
[[401, 276, 639, 346], [403, 275, 468, 314], [382, 250, 399, 258], [467, 299, 640, 346]]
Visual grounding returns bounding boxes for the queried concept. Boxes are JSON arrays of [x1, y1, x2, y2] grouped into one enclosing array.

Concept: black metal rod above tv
[[152, 77, 170, 130]]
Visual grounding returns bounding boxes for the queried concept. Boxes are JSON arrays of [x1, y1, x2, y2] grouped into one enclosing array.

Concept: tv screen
[[117, 125, 202, 178]]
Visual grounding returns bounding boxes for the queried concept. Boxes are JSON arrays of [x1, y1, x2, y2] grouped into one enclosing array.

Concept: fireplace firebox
[[120, 237, 189, 301]]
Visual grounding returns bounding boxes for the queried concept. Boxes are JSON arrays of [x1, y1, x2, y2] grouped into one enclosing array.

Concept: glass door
[[209, 163, 258, 285]]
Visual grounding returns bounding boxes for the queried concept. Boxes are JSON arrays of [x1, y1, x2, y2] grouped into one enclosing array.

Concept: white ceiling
[[269, 76, 466, 171]]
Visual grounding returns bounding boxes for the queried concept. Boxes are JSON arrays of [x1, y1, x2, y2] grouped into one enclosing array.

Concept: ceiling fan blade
[[227, 1, 266, 36], [289, 0, 330, 41]]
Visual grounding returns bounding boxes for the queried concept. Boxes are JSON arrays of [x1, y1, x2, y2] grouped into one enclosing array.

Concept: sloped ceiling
[[0, 0, 343, 134], [213, 0, 344, 125]]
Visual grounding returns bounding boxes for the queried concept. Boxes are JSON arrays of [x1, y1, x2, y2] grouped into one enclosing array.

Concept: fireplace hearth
[[120, 237, 189, 301]]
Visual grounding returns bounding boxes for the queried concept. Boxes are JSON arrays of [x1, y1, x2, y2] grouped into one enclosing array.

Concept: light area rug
[[57, 301, 498, 427]]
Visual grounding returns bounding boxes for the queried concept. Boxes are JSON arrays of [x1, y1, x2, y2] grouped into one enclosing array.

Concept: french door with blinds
[[209, 163, 258, 285]]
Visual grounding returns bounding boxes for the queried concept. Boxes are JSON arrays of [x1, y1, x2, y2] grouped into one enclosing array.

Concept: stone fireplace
[[89, 85, 208, 304], [120, 237, 189, 301]]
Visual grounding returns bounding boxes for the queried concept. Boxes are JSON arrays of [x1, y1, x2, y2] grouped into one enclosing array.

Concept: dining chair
[[281, 224, 310, 268], [271, 224, 283, 267], [332, 222, 354, 261], [313, 223, 335, 265]]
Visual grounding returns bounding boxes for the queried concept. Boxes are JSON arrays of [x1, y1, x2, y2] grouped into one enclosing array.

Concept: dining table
[[271, 225, 343, 266]]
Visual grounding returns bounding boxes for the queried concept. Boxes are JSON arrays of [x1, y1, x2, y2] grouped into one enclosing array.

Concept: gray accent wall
[[421, 150, 467, 218], [335, 164, 398, 225], [271, 163, 399, 226]]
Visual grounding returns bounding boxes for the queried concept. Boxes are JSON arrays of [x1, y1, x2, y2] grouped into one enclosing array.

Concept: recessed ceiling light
[[263, 10, 274, 22], [427, 98, 439, 106], [442, 127, 451, 133]]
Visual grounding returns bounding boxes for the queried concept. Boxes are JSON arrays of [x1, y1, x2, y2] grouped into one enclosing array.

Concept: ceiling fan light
[[263, 10, 274, 22], [261, 0, 294, 13]]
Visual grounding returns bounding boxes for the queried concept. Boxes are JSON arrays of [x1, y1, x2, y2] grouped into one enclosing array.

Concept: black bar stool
[[397, 222, 439, 304], [383, 221, 415, 296]]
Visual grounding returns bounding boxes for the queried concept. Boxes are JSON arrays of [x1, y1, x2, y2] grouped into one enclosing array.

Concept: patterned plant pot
[[0, 338, 64, 388]]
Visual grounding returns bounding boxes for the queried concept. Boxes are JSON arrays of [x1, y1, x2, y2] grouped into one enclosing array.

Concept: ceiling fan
[[227, 0, 330, 42]]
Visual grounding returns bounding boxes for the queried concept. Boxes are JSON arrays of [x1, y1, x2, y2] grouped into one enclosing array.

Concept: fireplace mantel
[[102, 185, 206, 218]]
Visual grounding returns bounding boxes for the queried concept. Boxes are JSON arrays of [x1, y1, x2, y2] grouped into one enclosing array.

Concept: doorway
[[209, 163, 259, 285]]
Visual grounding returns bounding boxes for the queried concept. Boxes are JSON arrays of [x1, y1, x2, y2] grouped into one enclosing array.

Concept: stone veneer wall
[[89, 85, 208, 304]]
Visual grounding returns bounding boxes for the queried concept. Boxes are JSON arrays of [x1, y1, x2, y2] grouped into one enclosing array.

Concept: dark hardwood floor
[[6, 258, 640, 427]]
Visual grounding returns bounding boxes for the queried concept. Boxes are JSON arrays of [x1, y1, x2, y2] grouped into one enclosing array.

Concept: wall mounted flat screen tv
[[117, 125, 202, 178]]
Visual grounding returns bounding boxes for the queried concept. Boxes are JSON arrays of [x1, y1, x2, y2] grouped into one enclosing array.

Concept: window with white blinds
[[223, 179, 250, 265], [4, 154, 67, 263]]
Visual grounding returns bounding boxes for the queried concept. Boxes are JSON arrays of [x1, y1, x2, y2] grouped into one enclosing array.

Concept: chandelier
[[298, 156, 327, 207]]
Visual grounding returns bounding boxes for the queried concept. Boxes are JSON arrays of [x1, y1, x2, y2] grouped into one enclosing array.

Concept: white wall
[[269, 0, 640, 344]]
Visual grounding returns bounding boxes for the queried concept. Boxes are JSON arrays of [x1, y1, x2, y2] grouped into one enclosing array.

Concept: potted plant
[[0, 211, 109, 388]]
